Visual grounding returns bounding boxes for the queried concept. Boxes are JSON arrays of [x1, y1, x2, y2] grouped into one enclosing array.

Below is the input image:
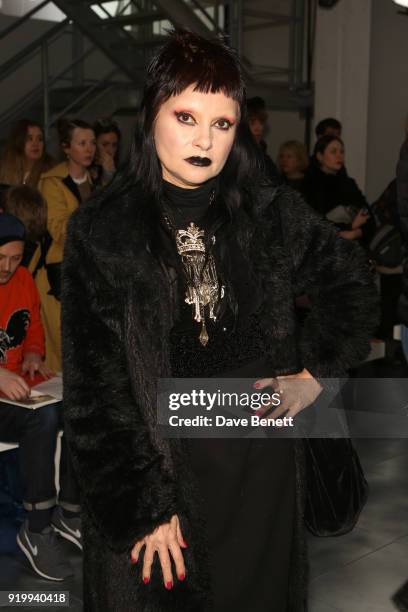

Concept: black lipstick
[[185, 156, 212, 167]]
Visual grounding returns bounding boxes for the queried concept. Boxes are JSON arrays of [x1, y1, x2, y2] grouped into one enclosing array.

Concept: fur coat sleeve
[[61, 209, 178, 554], [275, 187, 379, 378]]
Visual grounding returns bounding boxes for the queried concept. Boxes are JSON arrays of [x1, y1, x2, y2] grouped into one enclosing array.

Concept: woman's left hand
[[253, 368, 322, 419]]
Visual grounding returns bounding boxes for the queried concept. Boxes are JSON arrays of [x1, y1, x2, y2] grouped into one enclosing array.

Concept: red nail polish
[[181, 540, 188, 548], [165, 581, 173, 590], [253, 382, 261, 389], [143, 577, 150, 584], [255, 409, 263, 416], [130, 557, 137, 564], [179, 574, 185, 581]]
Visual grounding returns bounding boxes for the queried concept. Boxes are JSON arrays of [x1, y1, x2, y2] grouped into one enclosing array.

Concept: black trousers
[[0, 401, 79, 511]]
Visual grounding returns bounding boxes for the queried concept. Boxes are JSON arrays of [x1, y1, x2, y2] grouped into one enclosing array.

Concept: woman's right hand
[[130, 514, 187, 589]]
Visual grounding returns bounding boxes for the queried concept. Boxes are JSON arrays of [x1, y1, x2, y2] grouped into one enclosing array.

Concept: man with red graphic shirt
[[0, 213, 80, 582]]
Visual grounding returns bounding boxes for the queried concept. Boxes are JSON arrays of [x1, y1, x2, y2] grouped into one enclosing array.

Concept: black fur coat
[[61, 183, 378, 612]]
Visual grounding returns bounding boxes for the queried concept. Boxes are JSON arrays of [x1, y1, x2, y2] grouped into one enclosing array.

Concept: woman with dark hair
[[304, 134, 373, 242], [37, 118, 96, 371], [0, 119, 54, 188], [92, 117, 121, 186], [62, 30, 377, 611]]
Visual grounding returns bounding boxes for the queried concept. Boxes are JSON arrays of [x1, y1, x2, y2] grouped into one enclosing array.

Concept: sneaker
[[51, 506, 82, 551], [16, 521, 73, 581]]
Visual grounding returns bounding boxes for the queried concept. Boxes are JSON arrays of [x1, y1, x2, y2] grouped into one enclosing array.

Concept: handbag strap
[[32, 231, 53, 279]]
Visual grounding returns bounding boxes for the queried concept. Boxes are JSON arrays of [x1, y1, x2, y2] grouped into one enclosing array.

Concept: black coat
[[303, 164, 368, 217], [61, 183, 378, 611]]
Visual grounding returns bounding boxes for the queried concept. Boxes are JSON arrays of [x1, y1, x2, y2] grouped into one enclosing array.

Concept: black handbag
[[369, 223, 403, 268], [303, 437, 369, 537]]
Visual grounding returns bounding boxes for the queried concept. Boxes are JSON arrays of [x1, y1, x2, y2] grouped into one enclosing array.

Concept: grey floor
[[1, 440, 407, 611], [308, 438, 408, 612]]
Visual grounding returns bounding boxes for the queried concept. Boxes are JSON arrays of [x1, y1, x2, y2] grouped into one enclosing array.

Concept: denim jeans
[[0, 401, 79, 511]]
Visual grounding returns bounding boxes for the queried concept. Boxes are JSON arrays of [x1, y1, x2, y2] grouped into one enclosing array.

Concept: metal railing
[[0, 0, 127, 136], [0, 0, 311, 138]]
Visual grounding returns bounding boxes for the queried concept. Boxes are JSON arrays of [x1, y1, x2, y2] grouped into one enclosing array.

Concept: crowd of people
[[0, 27, 407, 611], [0, 116, 121, 579]]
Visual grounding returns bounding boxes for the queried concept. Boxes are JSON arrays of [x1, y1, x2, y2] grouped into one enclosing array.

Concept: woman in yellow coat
[[38, 118, 96, 371]]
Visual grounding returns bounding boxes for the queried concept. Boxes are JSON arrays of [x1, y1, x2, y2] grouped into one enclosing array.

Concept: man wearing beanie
[[0, 212, 79, 581]]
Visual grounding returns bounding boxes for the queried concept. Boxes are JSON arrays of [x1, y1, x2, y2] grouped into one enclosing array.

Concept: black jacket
[[303, 165, 375, 246], [303, 165, 367, 217], [62, 183, 378, 611], [397, 139, 408, 323]]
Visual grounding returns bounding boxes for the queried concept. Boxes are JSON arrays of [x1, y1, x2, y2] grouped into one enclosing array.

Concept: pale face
[[24, 126, 44, 162], [278, 148, 301, 177], [153, 85, 239, 188], [64, 128, 96, 169], [0, 241, 24, 284], [96, 131, 119, 160], [317, 140, 345, 174]]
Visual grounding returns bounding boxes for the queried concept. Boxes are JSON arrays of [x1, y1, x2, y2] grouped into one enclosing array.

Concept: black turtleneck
[[162, 178, 217, 226]]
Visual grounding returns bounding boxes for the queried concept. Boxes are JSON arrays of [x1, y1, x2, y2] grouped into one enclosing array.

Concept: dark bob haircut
[[315, 117, 342, 139], [100, 28, 263, 213], [313, 134, 344, 158]]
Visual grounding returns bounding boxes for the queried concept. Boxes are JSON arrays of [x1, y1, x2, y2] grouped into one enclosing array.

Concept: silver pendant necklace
[[163, 189, 224, 346]]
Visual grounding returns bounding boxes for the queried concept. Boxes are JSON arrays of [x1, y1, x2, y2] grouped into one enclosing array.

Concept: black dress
[[162, 180, 297, 612]]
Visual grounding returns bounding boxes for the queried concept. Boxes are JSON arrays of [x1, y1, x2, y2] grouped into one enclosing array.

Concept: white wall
[[366, 0, 408, 202], [314, 0, 372, 191]]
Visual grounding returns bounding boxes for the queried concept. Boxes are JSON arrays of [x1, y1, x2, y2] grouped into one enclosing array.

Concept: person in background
[[2, 185, 47, 269], [315, 117, 342, 140], [0, 212, 81, 581], [37, 118, 96, 371], [92, 118, 121, 187], [246, 96, 280, 182], [277, 140, 309, 195], [304, 134, 374, 243], [0, 119, 54, 188]]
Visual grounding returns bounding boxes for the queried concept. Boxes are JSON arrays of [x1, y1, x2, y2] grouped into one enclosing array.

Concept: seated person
[[304, 134, 375, 244], [246, 96, 280, 182], [277, 140, 309, 196], [0, 212, 81, 581], [315, 117, 342, 139]]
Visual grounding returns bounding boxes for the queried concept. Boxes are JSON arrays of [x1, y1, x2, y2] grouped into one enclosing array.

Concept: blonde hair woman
[[277, 140, 309, 194]]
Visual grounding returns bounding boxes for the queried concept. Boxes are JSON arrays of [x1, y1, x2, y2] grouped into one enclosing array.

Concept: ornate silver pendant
[[175, 222, 223, 346]]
